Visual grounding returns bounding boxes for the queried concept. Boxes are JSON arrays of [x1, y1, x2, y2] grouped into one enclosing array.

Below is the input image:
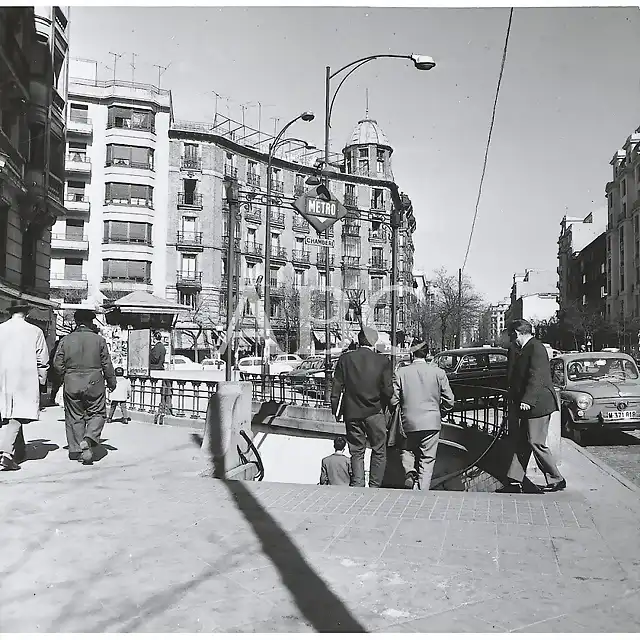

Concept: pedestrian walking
[[390, 342, 455, 490], [53, 309, 117, 464], [107, 367, 131, 423], [0, 301, 49, 471], [330, 327, 393, 488], [47, 338, 62, 406], [499, 319, 566, 493], [150, 331, 172, 424], [319, 436, 352, 486]]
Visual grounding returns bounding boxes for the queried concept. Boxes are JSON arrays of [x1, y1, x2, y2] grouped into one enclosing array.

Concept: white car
[[201, 358, 225, 371], [170, 355, 202, 370], [270, 354, 303, 375], [238, 357, 263, 375]]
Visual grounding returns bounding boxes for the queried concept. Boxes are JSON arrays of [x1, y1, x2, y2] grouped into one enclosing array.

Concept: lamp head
[[305, 175, 321, 186], [410, 54, 436, 71], [300, 111, 315, 122]]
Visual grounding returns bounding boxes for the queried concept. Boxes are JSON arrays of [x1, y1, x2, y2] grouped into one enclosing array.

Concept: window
[[271, 233, 281, 249], [69, 103, 88, 123], [0, 205, 7, 276], [374, 305, 387, 323], [66, 219, 85, 240], [345, 155, 353, 174], [270, 267, 279, 288], [318, 271, 331, 288], [178, 292, 198, 310], [103, 221, 152, 245], [295, 237, 305, 253], [372, 247, 383, 265], [344, 270, 360, 289], [64, 257, 83, 279], [294, 174, 304, 194], [103, 259, 151, 283], [182, 143, 200, 169], [550, 360, 565, 386], [372, 188, 385, 210], [182, 216, 196, 236], [106, 145, 154, 170], [343, 235, 360, 257], [66, 179, 86, 202], [247, 160, 258, 177], [181, 254, 197, 275], [68, 141, 87, 162], [376, 148, 385, 173], [105, 183, 153, 207], [357, 148, 369, 174], [183, 178, 197, 201], [371, 277, 383, 293], [458, 354, 487, 371], [107, 106, 154, 132], [294, 270, 305, 287]]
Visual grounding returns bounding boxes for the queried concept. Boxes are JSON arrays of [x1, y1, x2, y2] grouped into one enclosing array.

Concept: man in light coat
[[54, 309, 117, 464], [0, 301, 49, 471], [390, 342, 455, 490], [319, 436, 352, 486]]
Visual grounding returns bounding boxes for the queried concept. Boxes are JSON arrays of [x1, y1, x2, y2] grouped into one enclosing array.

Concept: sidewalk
[[2, 407, 640, 632]]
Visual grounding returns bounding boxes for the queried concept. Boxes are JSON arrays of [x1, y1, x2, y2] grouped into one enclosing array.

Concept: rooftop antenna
[[365, 87, 369, 118], [108, 51, 122, 82], [153, 62, 171, 88]]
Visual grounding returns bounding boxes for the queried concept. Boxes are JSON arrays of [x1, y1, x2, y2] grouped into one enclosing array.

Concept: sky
[[67, 6, 640, 303]]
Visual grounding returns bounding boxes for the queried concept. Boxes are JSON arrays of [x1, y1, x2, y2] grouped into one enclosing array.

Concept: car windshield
[[566, 357, 639, 381], [434, 354, 459, 371]]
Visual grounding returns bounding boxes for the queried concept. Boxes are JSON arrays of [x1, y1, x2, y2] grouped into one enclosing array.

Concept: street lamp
[[321, 53, 435, 390], [263, 112, 315, 374]]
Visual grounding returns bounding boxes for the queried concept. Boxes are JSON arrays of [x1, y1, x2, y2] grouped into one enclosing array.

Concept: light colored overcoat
[[390, 359, 455, 433], [0, 315, 49, 420]]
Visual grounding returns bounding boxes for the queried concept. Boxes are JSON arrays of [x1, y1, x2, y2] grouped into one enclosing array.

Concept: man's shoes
[[68, 452, 81, 461], [80, 439, 93, 465], [404, 470, 417, 489], [544, 479, 567, 492], [496, 482, 523, 494], [521, 477, 544, 494], [0, 454, 20, 471]]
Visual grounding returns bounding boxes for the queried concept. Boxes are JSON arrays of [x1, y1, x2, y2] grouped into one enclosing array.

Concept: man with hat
[[390, 341, 455, 490], [0, 300, 49, 471], [53, 309, 117, 464], [330, 326, 393, 488]]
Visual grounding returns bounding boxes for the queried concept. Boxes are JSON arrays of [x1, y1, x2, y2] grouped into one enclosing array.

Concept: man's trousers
[[400, 430, 440, 490], [345, 411, 388, 487], [63, 386, 107, 454]]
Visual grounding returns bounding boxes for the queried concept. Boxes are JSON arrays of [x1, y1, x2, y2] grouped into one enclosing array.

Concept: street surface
[[584, 429, 640, 488]]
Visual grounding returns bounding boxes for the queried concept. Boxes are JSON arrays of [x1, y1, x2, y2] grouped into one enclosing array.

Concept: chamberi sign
[[292, 185, 348, 233], [304, 236, 335, 248]]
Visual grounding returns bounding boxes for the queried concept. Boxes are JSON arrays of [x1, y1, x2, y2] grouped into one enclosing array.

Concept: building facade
[[487, 299, 509, 343], [0, 6, 69, 343], [605, 128, 640, 326], [557, 209, 607, 316], [506, 269, 558, 327], [53, 74, 172, 327], [167, 116, 416, 356]]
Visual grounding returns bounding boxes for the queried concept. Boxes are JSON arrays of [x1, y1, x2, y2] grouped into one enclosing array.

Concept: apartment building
[[486, 299, 509, 343], [167, 115, 416, 354], [506, 269, 558, 326], [605, 127, 640, 324], [52, 73, 172, 316], [0, 6, 69, 343]]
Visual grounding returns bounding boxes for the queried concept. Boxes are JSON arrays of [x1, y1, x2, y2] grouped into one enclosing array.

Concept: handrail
[[238, 429, 265, 481]]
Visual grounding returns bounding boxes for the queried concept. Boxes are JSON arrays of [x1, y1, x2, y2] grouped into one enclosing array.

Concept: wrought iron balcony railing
[[222, 235, 240, 250], [177, 231, 203, 246], [270, 247, 287, 260], [293, 217, 310, 232], [245, 208, 262, 223], [369, 258, 388, 271], [181, 157, 202, 170], [177, 193, 203, 208], [293, 184, 305, 196], [244, 241, 263, 256], [342, 256, 360, 268], [344, 193, 358, 207], [271, 179, 284, 193], [176, 271, 202, 287], [292, 250, 311, 264], [247, 173, 261, 188], [317, 253, 335, 267], [269, 211, 285, 227], [224, 164, 238, 179]]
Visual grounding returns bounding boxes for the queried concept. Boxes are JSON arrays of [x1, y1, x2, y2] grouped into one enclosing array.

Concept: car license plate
[[606, 410, 637, 420]]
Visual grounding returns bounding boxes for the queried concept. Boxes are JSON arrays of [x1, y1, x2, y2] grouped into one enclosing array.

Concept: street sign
[[293, 185, 348, 233], [304, 236, 335, 248]]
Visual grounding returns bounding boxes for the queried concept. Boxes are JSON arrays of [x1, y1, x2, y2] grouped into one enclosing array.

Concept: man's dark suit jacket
[[508, 337, 559, 418], [330, 347, 393, 421], [320, 452, 352, 485]]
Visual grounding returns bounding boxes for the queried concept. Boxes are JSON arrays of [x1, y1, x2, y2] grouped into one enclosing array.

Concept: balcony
[[245, 208, 262, 224], [176, 231, 203, 250], [370, 200, 386, 212], [244, 241, 263, 258], [51, 233, 89, 253], [64, 194, 90, 214], [221, 274, 239, 289], [50, 273, 88, 291], [369, 229, 387, 242], [247, 173, 261, 189], [106, 158, 153, 171], [181, 157, 202, 171], [66, 152, 91, 173], [176, 271, 202, 290], [107, 118, 154, 134], [271, 180, 284, 193], [316, 253, 335, 269], [67, 114, 92, 136], [269, 211, 285, 228], [292, 250, 311, 265], [105, 196, 153, 209], [224, 164, 238, 179], [342, 220, 361, 236], [344, 193, 358, 208], [342, 256, 360, 268], [294, 184, 305, 197], [177, 193, 203, 209], [47, 174, 64, 204], [293, 217, 310, 233], [270, 247, 287, 262], [222, 235, 240, 251], [369, 257, 388, 271]]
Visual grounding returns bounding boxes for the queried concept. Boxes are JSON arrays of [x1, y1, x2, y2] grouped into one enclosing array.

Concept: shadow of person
[[24, 439, 59, 461], [92, 439, 118, 462]]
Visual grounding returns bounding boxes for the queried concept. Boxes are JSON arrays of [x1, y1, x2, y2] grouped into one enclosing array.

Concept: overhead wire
[[461, 7, 514, 273]]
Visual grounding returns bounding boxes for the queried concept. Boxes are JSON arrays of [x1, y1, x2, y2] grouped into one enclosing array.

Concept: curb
[[564, 437, 640, 495], [129, 410, 204, 431]]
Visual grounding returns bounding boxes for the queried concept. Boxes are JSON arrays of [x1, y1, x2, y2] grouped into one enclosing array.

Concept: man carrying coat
[[501, 319, 566, 493], [54, 309, 117, 464], [390, 342, 455, 490], [0, 301, 49, 471], [331, 327, 393, 488]]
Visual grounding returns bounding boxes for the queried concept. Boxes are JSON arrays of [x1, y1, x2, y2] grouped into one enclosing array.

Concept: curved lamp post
[[321, 53, 435, 390], [263, 112, 315, 372]]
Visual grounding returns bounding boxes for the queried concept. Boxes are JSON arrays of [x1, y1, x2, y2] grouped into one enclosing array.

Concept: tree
[[278, 278, 300, 353]]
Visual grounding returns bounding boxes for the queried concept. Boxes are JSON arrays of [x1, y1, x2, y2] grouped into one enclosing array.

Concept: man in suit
[[319, 436, 352, 486], [390, 342, 455, 490], [501, 319, 566, 493], [331, 327, 393, 488]]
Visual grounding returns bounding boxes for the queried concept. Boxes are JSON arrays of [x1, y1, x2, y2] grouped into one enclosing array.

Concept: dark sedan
[[433, 347, 509, 392]]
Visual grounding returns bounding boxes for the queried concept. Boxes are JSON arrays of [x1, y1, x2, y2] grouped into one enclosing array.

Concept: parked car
[[238, 357, 263, 376], [551, 351, 640, 444], [433, 347, 509, 392], [170, 355, 202, 370], [286, 356, 338, 394], [201, 358, 225, 371], [270, 353, 303, 375]]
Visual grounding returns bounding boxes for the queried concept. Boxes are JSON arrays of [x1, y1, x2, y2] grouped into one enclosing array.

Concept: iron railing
[[292, 250, 311, 264], [181, 157, 202, 170], [224, 164, 238, 179], [177, 231, 203, 246], [247, 173, 261, 188], [177, 193, 203, 208], [270, 212, 285, 227]]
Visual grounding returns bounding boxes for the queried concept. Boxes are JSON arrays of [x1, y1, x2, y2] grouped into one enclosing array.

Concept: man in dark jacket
[[501, 319, 565, 493], [149, 332, 166, 370], [330, 327, 393, 488], [54, 309, 117, 464]]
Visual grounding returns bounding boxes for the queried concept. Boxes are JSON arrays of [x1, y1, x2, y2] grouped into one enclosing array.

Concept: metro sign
[[292, 185, 348, 233]]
